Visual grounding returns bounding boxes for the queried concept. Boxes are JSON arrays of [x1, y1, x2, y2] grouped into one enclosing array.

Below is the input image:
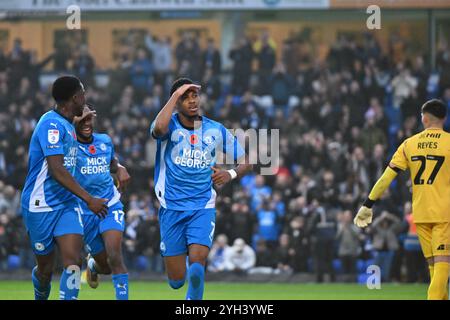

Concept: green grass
[[0, 280, 428, 300]]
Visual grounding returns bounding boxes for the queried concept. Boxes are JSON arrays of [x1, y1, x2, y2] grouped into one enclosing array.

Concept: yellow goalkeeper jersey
[[390, 128, 450, 223]]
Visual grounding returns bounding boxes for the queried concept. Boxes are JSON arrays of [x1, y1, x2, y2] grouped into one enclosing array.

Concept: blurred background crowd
[[1, 27, 450, 284]]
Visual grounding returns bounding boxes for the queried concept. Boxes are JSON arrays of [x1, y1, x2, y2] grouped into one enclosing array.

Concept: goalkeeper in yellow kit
[[354, 99, 450, 300]]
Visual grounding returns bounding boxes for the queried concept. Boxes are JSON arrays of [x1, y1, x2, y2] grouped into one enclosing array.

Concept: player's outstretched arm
[[152, 83, 201, 138], [354, 165, 399, 228], [47, 155, 108, 217]]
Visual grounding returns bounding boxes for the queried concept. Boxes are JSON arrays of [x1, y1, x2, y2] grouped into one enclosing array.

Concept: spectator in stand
[[309, 199, 337, 282], [255, 32, 276, 95], [269, 63, 295, 117], [175, 31, 201, 81], [208, 234, 231, 273], [284, 216, 310, 273], [201, 38, 221, 77], [274, 234, 294, 274], [145, 33, 172, 92], [224, 238, 256, 274], [72, 44, 95, 87], [129, 48, 153, 102], [402, 202, 428, 283], [336, 210, 362, 281], [370, 211, 402, 282], [229, 37, 254, 95]]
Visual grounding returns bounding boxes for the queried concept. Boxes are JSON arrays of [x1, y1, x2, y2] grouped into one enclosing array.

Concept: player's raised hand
[[211, 166, 232, 187], [74, 105, 97, 123], [173, 83, 201, 99], [87, 197, 108, 218], [353, 206, 373, 228], [116, 164, 131, 193]]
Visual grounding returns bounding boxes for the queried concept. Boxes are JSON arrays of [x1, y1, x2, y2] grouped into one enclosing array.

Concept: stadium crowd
[[1, 29, 450, 283]]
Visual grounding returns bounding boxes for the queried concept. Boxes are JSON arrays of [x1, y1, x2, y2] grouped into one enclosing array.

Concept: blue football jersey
[[74, 133, 121, 214], [150, 113, 245, 210], [21, 110, 78, 212]]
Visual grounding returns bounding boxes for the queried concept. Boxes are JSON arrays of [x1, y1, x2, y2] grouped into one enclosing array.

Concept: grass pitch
[[0, 280, 427, 300]]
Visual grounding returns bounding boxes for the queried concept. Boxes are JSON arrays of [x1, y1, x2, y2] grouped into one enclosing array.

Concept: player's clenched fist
[[353, 206, 373, 228], [211, 167, 232, 187], [87, 197, 109, 218]]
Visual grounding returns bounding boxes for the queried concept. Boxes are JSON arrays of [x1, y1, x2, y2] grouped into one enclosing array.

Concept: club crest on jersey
[[88, 145, 96, 154], [100, 143, 107, 151], [48, 129, 59, 144], [190, 134, 199, 145], [204, 136, 214, 145]]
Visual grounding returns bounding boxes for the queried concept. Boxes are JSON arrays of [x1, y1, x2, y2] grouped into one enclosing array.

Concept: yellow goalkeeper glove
[[354, 206, 373, 228]]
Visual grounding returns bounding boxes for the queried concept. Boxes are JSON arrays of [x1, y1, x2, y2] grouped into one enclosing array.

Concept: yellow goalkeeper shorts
[[416, 222, 450, 259]]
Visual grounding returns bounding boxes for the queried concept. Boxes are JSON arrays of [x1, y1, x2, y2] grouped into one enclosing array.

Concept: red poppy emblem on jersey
[[88, 145, 96, 154], [190, 134, 198, 145]]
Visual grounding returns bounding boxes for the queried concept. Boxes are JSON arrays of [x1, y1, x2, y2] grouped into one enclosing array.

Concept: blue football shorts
[[80, 202, 125, 255], [158, 207, 216, 257], [22, 202, 84, 255]]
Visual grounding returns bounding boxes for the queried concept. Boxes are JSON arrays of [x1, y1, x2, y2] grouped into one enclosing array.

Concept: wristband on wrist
[[363, 198, 375, 208], [227, 169, 238, 180]]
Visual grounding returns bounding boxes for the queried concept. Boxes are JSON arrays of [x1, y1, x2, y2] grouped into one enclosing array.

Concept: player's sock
[[59, 266, 81, 300], [32, 266, 51, 300], [112, 273, 129, 300], [427, 262, 449, 300], [186, 262, 205, 300]]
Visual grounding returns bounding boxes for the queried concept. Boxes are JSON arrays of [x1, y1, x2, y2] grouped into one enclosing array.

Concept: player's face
[[178, 89, 200, 118], [76, 114, 94, 140]]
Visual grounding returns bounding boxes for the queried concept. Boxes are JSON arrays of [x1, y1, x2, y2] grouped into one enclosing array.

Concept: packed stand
[[0, 29, 449, 283]]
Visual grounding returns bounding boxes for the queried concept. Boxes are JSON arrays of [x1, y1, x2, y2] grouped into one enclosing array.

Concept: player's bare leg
[[164, 254, 187, 289], [87, 250, 111, 288], [102, 230, 129, 299], [103, 230, 127, 274], [186, 244, 209, 300], [55, 234, 83, 300], [32, 251, 56, 300], [428, 255, 450, 300]]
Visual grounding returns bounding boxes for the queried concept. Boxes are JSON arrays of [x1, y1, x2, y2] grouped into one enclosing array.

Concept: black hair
[[421, 99, 447, 119], [52, 75, 83, 103], [170, 77, 194, 97]]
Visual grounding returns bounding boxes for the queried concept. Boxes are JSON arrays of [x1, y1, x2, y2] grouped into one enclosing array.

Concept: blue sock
[[59, 266, 81, 300], [186, 263, 205, 300], [32, 266, 51, 300], [112, 273, 129, 300]]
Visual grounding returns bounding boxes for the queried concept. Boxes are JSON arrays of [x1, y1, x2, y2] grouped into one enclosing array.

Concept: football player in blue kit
[[20, 76, 108, 300], [74, 105, 131, 300], [150, 78, 253, 300]]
